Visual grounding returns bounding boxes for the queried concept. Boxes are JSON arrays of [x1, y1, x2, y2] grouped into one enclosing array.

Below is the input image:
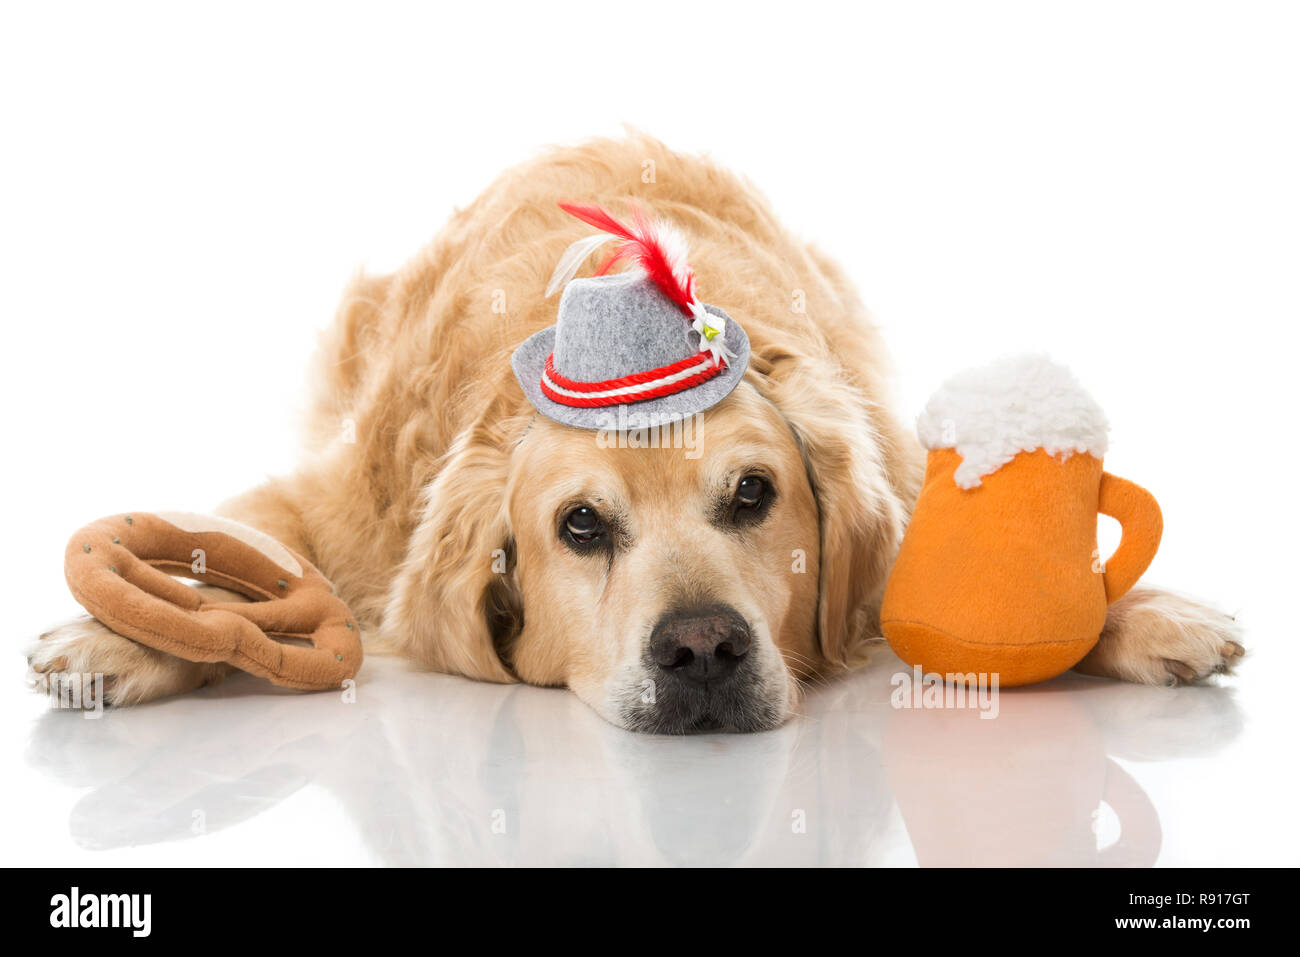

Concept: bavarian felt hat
[[511, 202, 751, 431]]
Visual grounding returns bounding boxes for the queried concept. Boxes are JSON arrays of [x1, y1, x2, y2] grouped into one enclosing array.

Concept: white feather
[[654, 221, 694, 293], [545, 232, 616, 297]]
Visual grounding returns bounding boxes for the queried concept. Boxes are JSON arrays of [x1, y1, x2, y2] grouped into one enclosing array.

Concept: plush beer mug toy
[[881, 355, 1162, 687]]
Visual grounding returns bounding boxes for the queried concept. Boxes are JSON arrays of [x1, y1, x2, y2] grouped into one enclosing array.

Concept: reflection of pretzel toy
[[64, 512, 362, 691]]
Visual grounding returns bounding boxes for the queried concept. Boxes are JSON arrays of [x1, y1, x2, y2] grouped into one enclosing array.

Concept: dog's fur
[[28, 135, 1245, 731]]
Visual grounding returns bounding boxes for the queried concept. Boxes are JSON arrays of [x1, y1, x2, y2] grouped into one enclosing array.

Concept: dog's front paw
[[1074, 587, 1245, 686], [27, 615, 230, 706]]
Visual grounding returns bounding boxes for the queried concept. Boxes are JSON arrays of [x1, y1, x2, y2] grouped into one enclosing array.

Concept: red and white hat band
[[540, 352, 722, 408]]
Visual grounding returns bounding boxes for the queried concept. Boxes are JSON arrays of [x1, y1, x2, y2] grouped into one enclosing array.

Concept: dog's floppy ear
[[754, 351, 918, 667], [383, 404, 525, 683]]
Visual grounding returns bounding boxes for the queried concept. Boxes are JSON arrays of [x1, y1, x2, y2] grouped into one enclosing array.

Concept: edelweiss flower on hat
[[511, 202, 751, 429]]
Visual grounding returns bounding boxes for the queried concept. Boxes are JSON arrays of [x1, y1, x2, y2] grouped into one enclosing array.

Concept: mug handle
[[1095, 757, 1163, 867], [1097, 472, 1163, 604]]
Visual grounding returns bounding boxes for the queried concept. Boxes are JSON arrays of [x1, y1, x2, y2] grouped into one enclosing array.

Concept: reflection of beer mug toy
[[883, 691, 1162, 866], [882, 356, 1162, 687]]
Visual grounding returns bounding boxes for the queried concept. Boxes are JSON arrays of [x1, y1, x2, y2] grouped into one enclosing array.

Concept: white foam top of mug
[[916, 354, 1110, 489]]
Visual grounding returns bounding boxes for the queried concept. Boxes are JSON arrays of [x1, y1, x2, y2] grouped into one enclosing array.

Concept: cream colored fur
[[27, 135, 1244, 727]]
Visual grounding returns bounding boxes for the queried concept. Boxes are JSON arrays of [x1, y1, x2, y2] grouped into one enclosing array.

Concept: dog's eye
[[563, 506, 604, 547], [736, 476, 766, 507], [732, 475, 770, 519]]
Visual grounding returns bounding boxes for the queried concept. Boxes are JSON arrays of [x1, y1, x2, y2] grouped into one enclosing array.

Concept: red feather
[[557, 201, 697, 317]]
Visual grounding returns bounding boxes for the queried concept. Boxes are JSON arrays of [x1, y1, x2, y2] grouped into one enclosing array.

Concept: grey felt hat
[[512, 271, 751, 430]]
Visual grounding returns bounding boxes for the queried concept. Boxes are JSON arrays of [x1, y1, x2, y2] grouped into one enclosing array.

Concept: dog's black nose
[[649, 605, 752, 685]]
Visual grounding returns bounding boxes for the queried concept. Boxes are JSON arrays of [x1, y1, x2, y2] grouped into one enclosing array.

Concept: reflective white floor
[[6, 641, 1293, 866]]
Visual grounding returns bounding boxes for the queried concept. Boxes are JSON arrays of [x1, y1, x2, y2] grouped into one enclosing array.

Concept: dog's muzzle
[[629, 604, 780, 734], [649, 604, 752, 685]]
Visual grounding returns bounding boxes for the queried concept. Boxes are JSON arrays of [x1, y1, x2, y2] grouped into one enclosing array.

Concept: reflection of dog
[[28, 135, 1244, 732], [21, 660, 1244, 865]]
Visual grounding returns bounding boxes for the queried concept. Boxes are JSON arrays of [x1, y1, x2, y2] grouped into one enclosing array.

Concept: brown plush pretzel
[[64, 512, 362, 691]]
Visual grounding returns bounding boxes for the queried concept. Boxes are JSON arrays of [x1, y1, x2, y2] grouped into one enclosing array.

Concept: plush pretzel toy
[[64, 512, 361, 691]]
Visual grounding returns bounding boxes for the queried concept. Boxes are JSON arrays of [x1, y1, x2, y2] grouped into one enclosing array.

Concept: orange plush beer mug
[[881, 355, 1163, 687]]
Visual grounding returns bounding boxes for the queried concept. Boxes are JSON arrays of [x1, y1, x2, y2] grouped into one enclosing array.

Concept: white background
[[1, 1, 1297, 865]]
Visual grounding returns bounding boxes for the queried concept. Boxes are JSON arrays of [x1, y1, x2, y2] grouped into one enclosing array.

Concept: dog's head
[[388, 355, 911, 733]]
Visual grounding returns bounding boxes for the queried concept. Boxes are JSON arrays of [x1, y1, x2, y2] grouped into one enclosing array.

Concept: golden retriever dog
[[28, 135, 1245, 732]]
